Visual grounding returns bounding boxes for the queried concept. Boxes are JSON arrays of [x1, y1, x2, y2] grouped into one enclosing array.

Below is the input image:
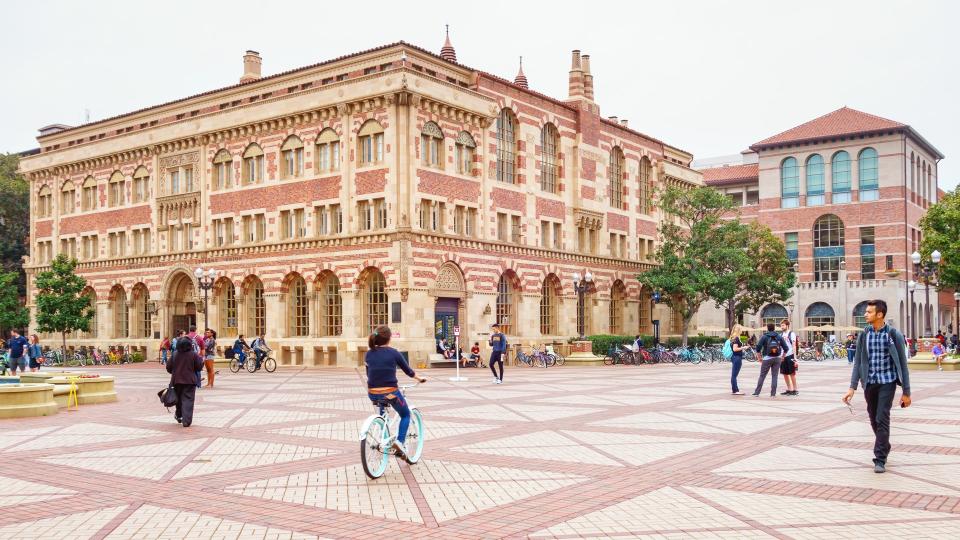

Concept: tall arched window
[[358, 120, 384, 166], [805, 302, 836, 337], [780, 157, 799, 208], [609, 147, 624, 209], [61, 181, 76, 215], [496, 108, 517, 183], [638, 287, 652, 334], [108, 171, 125, 208], [81, 289, 97, 338], [858, 148, 879, 201], [853, 301, 870, 328], [813, 214, 845, 282], [639, 157, 653, 215], [111, 286, 128, 339], [81, 177, 98, 211], [455, 131, 475, 176], [609, 280, 626, 334], [242, 144, 264, 185], [317, 272, 342, 336], [540, 123, 559, 193], [281, 136, 305, 179], [805, 154, 824, 206], [540, 274, 560, 335], [420, 122, 444, 168], [315, 129, 340, 173], [213, 150, 233, 190], [132, 166, 150, 203], [37, 185, 52, 218], [217, 278, 238, 337], [132, 284, 150, 338], [910, 153, 916, 196], [761, 303, 788, 327], [831, 151, 851, 203], [245, 277, 265, 336], [363, 269, 388, 333], [287, 274, 309, 337], [496, 273, 517, 335]]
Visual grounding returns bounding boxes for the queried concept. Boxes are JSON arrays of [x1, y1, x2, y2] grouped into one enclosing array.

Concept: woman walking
[[28, 335, 43, 372], [165, 338, 204, 427], [728, 325, 745, 395], [203, 329, 217, 388]]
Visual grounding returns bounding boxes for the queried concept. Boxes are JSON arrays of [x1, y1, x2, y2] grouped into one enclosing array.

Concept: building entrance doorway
[[167, 271, 198, 335], [435, 297, 459, 352]]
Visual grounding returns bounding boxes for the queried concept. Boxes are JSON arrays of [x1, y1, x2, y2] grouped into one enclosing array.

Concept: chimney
[[240, 50, 262, 84], [620, 119, 629, 127], [568, 50, 585, 99], [582, 54, 594, 100], [608, 116, 618, 123]]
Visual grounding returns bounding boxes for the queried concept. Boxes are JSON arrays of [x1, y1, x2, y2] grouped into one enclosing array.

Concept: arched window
[[363, 269, 388, 333], [761, 303, 788, 327], [858, 148, 879, 201], [213, 150, 233, 190], [638, 287, 652, 334], [245, 277, 265, 337], [111, 286, 128, 339], [132, 166, 149, 203], [540, 123, 559, 193], [315, 129, 340, 173], [831, 151, 851, 203], [780, 157, 799, 208], [496, 273, 517, 335], [639, 157, 653, 215], [496, 108, 517, 183], [108, 171, 125, 208], [609, 147, 624, 209], [81, 177, 97, 211], [609, 280, 626, 334], [420, 122, 444, 168], [61, 181, 76, 215], [286, 274, 309, 337], [813, 214, 845, 282], [358, 120, 384, 166], [805, 154, 824, 206], [281, 135, 305, 179], [37, 185, 52, 218], [805, 302, 836, 337], [910, 153, 915, 196], [853, 301, 870, 329], [242, 144, 264, 185], [217, 278, 238, 336], [131, 284, 150, 338], [540, 274, 560, 335], [81, 289, 97, 338], [317, 272, 342, 336], [455, 131, 476, 176]]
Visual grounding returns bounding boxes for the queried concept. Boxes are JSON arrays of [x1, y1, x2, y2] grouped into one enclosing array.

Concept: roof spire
[[440, 25, 457, 62], [514, 56, 528, 89]]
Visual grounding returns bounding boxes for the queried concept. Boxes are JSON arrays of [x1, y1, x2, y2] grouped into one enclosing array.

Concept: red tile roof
[[752, 107, 905, 149], [700, 163, 758, 187]]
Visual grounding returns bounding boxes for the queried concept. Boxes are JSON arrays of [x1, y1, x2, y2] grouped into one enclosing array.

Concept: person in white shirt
[[779, 319, 799, 396]]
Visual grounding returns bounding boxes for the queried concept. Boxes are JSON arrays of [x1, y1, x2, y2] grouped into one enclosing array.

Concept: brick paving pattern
[[2, 362, 960, 539]]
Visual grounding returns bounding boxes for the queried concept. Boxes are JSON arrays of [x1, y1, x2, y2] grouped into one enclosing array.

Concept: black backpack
[[763, 334, 782, 357]]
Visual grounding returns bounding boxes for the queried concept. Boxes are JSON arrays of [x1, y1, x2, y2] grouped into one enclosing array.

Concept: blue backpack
[[722, 339, 734, 359]]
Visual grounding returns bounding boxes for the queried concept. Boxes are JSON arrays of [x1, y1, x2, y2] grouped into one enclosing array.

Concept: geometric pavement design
[[2, 361, 960, 538]]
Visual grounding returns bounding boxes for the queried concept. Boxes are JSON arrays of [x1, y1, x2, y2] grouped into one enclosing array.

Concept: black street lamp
[[194, 267, 218, 331], [955, 291, 960, 336], [572, 271, 593, 341], [908, 280, 917, 341], [912, 250, 942, 337]]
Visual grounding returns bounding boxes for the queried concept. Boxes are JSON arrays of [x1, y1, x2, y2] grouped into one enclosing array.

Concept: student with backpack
[[752, 322, 789, 397], [723, 325, 746, 395], [779, 319, 799, 396]]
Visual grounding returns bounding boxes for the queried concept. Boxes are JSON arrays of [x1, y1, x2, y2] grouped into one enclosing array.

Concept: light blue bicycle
[[359, 383, 425, 479]]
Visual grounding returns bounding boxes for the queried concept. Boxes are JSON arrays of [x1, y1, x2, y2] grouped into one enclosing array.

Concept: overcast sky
[[4, 0, 957, 189]]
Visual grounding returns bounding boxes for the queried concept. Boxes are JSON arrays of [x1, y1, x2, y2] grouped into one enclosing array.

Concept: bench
[[427, 353, 456, 368]]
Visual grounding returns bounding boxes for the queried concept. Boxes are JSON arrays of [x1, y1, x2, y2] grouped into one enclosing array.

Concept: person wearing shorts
[[6, 330, 29, 375], [489, 323, 507, 384], [779, 319, 799, 396]]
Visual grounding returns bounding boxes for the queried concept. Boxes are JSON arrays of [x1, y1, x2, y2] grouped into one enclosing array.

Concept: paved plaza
[[2, 361, 960, 539]]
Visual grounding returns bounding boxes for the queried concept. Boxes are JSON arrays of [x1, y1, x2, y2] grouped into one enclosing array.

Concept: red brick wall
[[356, 168, 388, 195], [35, 220, 53, 238], [535, 197, 565, 220], [60, 205, 151, 235], [636, 219, 658, 237], [416, 170, 480, 202], [581, 185, 595, 201], [607, 212, 629, 232], [210, 176, 340, 214], [491, 187, 525, 213]]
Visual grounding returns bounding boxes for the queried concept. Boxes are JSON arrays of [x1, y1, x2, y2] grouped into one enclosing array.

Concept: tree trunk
[[61, 331, 67, 363], [681, 315, 692, 347]]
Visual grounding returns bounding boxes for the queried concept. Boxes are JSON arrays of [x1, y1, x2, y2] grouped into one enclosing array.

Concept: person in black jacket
[[752, 323, 788, 397], [166, 338, 204, 427]]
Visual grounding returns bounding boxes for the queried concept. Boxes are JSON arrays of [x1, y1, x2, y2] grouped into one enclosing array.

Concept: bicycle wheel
[[405, 408, 425, 464], [264, 357, 277, 372], [361, 416, 390, 479], [230, 359, 241, 373], [246, 358, 258, 372], [554, 353, 565, 366], [603, 354, 615, 366]]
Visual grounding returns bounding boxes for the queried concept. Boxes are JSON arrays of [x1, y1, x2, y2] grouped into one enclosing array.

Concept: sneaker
[[496, 379, 503, 384], [874, 462, 885, 473], [780, 390, 792, 395], [790, 391, 799, 396], [732, 391, 744, 395], [751, 393, 760, 397], [939, 366, 943, 371], [492, 376, 499, 383], [392, 440, 407, 456]]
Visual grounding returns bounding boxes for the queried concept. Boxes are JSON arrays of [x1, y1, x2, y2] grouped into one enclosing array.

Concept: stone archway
[[165, 271, 197, 337], [431, 263, 467, 350]]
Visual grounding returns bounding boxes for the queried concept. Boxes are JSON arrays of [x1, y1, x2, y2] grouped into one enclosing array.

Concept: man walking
[[842, 300, 911, 473], [779, 319, 799, 396], [6, 330, 29, 376], [752, 323, 788, 397], [488, 323, 507, 384]]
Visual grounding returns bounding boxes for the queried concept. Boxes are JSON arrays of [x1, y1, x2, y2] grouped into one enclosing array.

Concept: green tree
[[0, 153, 30, 294], [919, 187, 960, 290], [34, 254, 93, 357], [0, 270, 29, 334], [637, 185, 740, 346], [709, 221, 796, 329]]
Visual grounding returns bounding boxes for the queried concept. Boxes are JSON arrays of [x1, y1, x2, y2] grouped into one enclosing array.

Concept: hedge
[[574, 334, 725, 355]]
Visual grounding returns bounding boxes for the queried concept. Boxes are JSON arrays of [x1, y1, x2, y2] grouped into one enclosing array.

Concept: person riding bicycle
[[632, 335, 644, 352], [365, 324, 426, 457], [233, 335, 250, 367], [250, 334, 269, 370]]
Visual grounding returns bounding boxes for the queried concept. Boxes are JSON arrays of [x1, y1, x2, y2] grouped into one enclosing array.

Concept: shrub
[[131, 352, 145, 363]]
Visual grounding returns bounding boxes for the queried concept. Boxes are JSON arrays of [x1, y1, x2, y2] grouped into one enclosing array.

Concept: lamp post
[[908, 280, 917, 341], [912, 250, 942, 337], [194, 267, 218, 331], [954, 291, 960, 336], [572, 271, 593, 341]]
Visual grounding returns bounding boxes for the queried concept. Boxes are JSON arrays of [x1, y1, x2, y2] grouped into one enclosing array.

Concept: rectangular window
[[553, 222, 562, 250], [332, 204, 342, 234], [375, 199, 387, 230], [360, 133, 384, 165], [620, 235, 627, 259], [359, 201, 371, 231], [814, 256, 841, 282], [785, 232, 799, 261], [316, 206, 330, 236], [456, 143, 473, 175], [243, 155, 264, 184], [832, 191, 851, 204], [610, 232, 618, 257], [255, 215, 266, 242], [781, 196, 799, 208], [215, 161, 230, 190], [497, 213, 508, 242], [282, 147, 304, 178], [511, 215, 521, 244], [466, 208, 475, 237], [746, 191, 759, 205], [578, 227, 587, 252], [541, 221, 551, 248], [727, 193, 743, 207], [454, 206, 464, 235], [170, 170, 179, 194], [184, 167, 194, 192], [860, 226, 876, 280]]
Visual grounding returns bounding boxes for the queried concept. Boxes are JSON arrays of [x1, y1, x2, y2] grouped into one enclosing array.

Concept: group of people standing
[[728, 319, 799, 397], [1, 331, 43, 375]]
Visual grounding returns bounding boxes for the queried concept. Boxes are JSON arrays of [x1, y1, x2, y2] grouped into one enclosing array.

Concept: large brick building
[[697, 107, 948, 339], [20, 36, 701, 365]]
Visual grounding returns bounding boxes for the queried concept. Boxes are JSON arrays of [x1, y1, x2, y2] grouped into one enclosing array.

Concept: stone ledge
[[0, 383, 58, 418], [908, 353, 960, 371]]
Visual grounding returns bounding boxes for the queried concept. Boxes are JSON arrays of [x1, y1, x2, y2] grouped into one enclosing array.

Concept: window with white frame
[[455, 131, 475, 175], [358, 121, 385, 166], [315, 129, 340, 173], [496, 108, 517, 183], [132, 166, 149, 202], [108, 171, 125, 207], [541, 123, 559, 193], [213, 150, 232, 190], [242, 144, 265, 184], [420, 122, 443, 168], [281, 136, 305, 179]]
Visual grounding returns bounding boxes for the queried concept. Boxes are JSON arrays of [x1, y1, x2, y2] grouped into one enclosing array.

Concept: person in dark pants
[[843, 299, 911, 473], [752, 323, 788, 397], [166, 338, 204, 427], [488, 323, 507, 384], [728, 326, 745, 395]]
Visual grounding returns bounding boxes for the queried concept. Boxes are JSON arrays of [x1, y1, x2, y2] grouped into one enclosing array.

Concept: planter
[[45, 376, 117, 405], [0, 383, 58, 418], [884, 270, 901, 278]]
